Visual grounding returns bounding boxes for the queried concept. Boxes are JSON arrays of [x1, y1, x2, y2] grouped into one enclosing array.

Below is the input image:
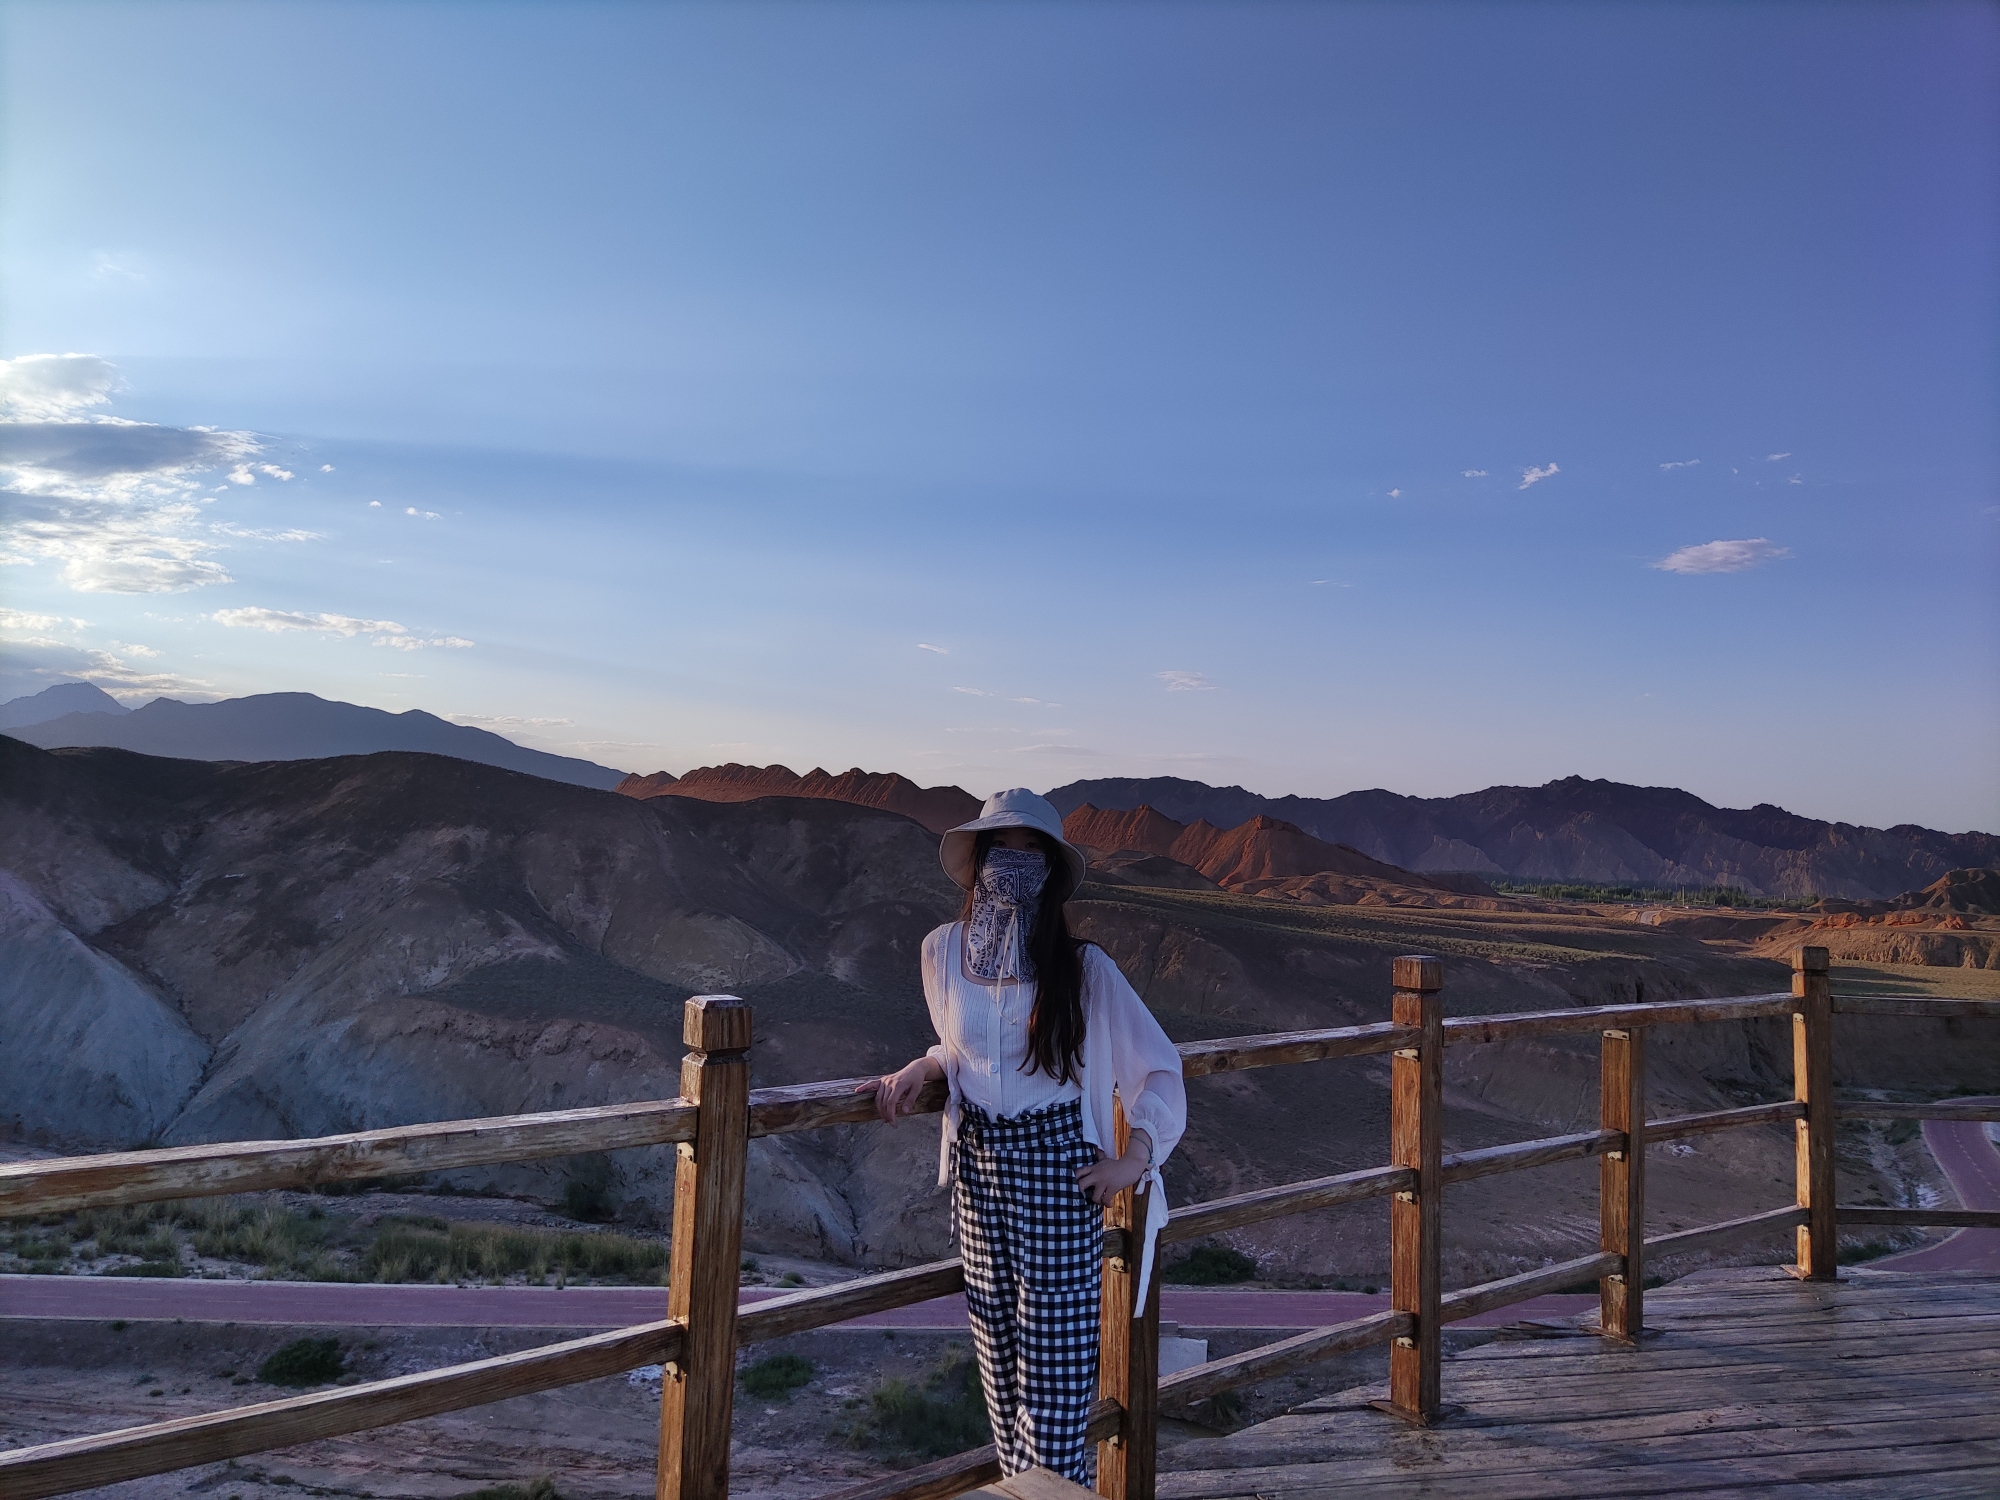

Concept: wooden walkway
[[1159, 1267, 2000, 1499]]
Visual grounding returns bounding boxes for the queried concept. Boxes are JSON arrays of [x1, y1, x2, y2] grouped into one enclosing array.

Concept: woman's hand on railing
[[856, 1056, 942, 1125], [1077, 1130, 1153, 1207]]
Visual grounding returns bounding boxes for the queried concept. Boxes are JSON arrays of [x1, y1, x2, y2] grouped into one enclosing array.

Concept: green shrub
[[359, 1221, 666, 1284], [456, 1480, 561, 1500], [741, 1353, 814, 1399], [258, 1337, 346, 1388], [846, 1347, 990, 1459], [1163, 1246, 1257, 1285]]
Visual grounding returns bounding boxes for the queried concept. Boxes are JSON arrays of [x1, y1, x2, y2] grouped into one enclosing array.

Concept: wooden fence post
[[1097, 1098, 1159, 1500], [658, 996, 754, 1500], [1791, 947, 1837, 1281], [1598, 1027, 1646, 1339], [1385, 955, 1443, 1423]]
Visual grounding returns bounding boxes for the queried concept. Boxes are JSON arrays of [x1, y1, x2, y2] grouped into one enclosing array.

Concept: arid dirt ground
[[1, 1314, 1521, 1500]]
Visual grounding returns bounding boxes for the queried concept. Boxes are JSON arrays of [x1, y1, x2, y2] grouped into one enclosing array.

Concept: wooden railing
[[2, 947, 1996, 1500]]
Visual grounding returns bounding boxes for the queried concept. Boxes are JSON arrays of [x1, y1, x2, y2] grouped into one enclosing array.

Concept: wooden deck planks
[[1158, 1268, 2000, 1500]]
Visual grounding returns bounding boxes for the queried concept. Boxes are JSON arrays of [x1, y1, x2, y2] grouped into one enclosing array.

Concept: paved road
[[1880, 1097, 2000, 1274], [0, 1274, 1597, 1332]]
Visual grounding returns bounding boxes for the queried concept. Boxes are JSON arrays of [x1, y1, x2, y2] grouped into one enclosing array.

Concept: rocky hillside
[[1049, 775, 1998, 901], [4, 735, 1984, 1282], [618, 762, 979, 835], [13, 692, 627, 791], [1065, 804, 1506, 909]]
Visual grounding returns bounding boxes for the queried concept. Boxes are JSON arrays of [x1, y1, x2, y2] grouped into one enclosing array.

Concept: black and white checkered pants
[[954, 1098, 1103, 1483]]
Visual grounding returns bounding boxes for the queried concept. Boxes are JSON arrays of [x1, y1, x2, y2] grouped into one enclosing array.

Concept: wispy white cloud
[[916, 642, 949, 654], [1787, 474, 1803, 485], [1462, 469, 1489, 478], [405, 506, 440, 520], [0, 354, 310, 595], [952, 686, 991, 697], [0, 607, 74, 633], [1518, 463, 1560, 490], [368, 500, 382, 508], [0, 354, 119, 421], [1387, 487, 1402, 498], [212, 606, 474, 650], [1659, 459, 1700, 471], [450, 713, 574, 728], [1653, 538, 1791, 575], [92, 252, 147, 283], [1157, 670, 1214, 692], [320, 464, 335, 473], [1766, 452, 1791, 461]]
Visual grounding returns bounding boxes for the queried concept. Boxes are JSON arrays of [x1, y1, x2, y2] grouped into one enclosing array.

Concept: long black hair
[[959, 829, 1087, 1084]]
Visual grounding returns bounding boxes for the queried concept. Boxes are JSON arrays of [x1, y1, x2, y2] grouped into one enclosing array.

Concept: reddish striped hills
[[616, 763, 980, 836], [1064, 802, 1507, 908]]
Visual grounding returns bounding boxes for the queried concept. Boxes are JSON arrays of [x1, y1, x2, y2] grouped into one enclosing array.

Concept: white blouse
[[920, 922, 1188, 1309], [932, 921, 1084, 1119]]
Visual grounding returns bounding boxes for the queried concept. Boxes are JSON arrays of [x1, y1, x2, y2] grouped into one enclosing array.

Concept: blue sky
[[2, 1, 1996, 832]]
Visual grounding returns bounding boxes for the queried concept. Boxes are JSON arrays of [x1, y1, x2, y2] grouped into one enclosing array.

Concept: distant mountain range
[[4, 687, 627, 791], [1046, 776, 1999, 902], [6, 680, 1988, 900]]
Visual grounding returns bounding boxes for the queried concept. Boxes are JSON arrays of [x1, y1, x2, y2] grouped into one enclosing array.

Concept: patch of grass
[[740, 1353, 814, 1400], [1162, 1246, 1257, 1286], [359, 1221, 667, 1284], [455, 1480, 561, 1500], [258, 1338, 346, 1388], [1839, 1241, 1896, 1265], [845, 1346, 991, 1460]]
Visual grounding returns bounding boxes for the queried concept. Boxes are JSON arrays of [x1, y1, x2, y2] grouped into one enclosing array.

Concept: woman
[[861, 787, 1186, 1483]]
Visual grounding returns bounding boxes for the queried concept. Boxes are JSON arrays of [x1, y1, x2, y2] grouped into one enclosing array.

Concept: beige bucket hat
[[940, 787, 1089, 896]]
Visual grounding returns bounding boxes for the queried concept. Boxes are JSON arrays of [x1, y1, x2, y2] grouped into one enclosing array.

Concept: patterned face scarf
[[966, 846, 1049, 981]]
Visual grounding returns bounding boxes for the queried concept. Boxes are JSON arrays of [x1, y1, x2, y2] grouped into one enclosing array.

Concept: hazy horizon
[[3, 1, 1996, 832]]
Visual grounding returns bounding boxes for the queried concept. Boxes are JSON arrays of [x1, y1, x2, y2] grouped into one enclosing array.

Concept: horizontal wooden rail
[[1832, 996, 2000, 1020], [1443, 993, 1793, 1047], [1440, 1129, 1620, 1186], [1161, 1165, 1411, 1244], [748, 1078, 949, 1138], [1436, 1250, 1622, 1324], [1, 993, 1822, 1221], [0, 1100, 700, 1219], [821, 1398, 1123, 1500], [1645, 1100, 1805, 1142], [1836, 1207, 2000, 1229], [1179, 1021, 1417, 1079], [1643, 1204, 1807, 1258], [736, 1258, 966, 1343], [1158, 1308, 1412, 1407], [1836, 1101, 2000, 1122], [0, 1317, 683, 1500]]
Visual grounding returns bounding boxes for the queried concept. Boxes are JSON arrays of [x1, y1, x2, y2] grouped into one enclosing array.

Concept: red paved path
[[0, 1274, 1596, 1332], [1880, 1097, 2000, 1274]]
